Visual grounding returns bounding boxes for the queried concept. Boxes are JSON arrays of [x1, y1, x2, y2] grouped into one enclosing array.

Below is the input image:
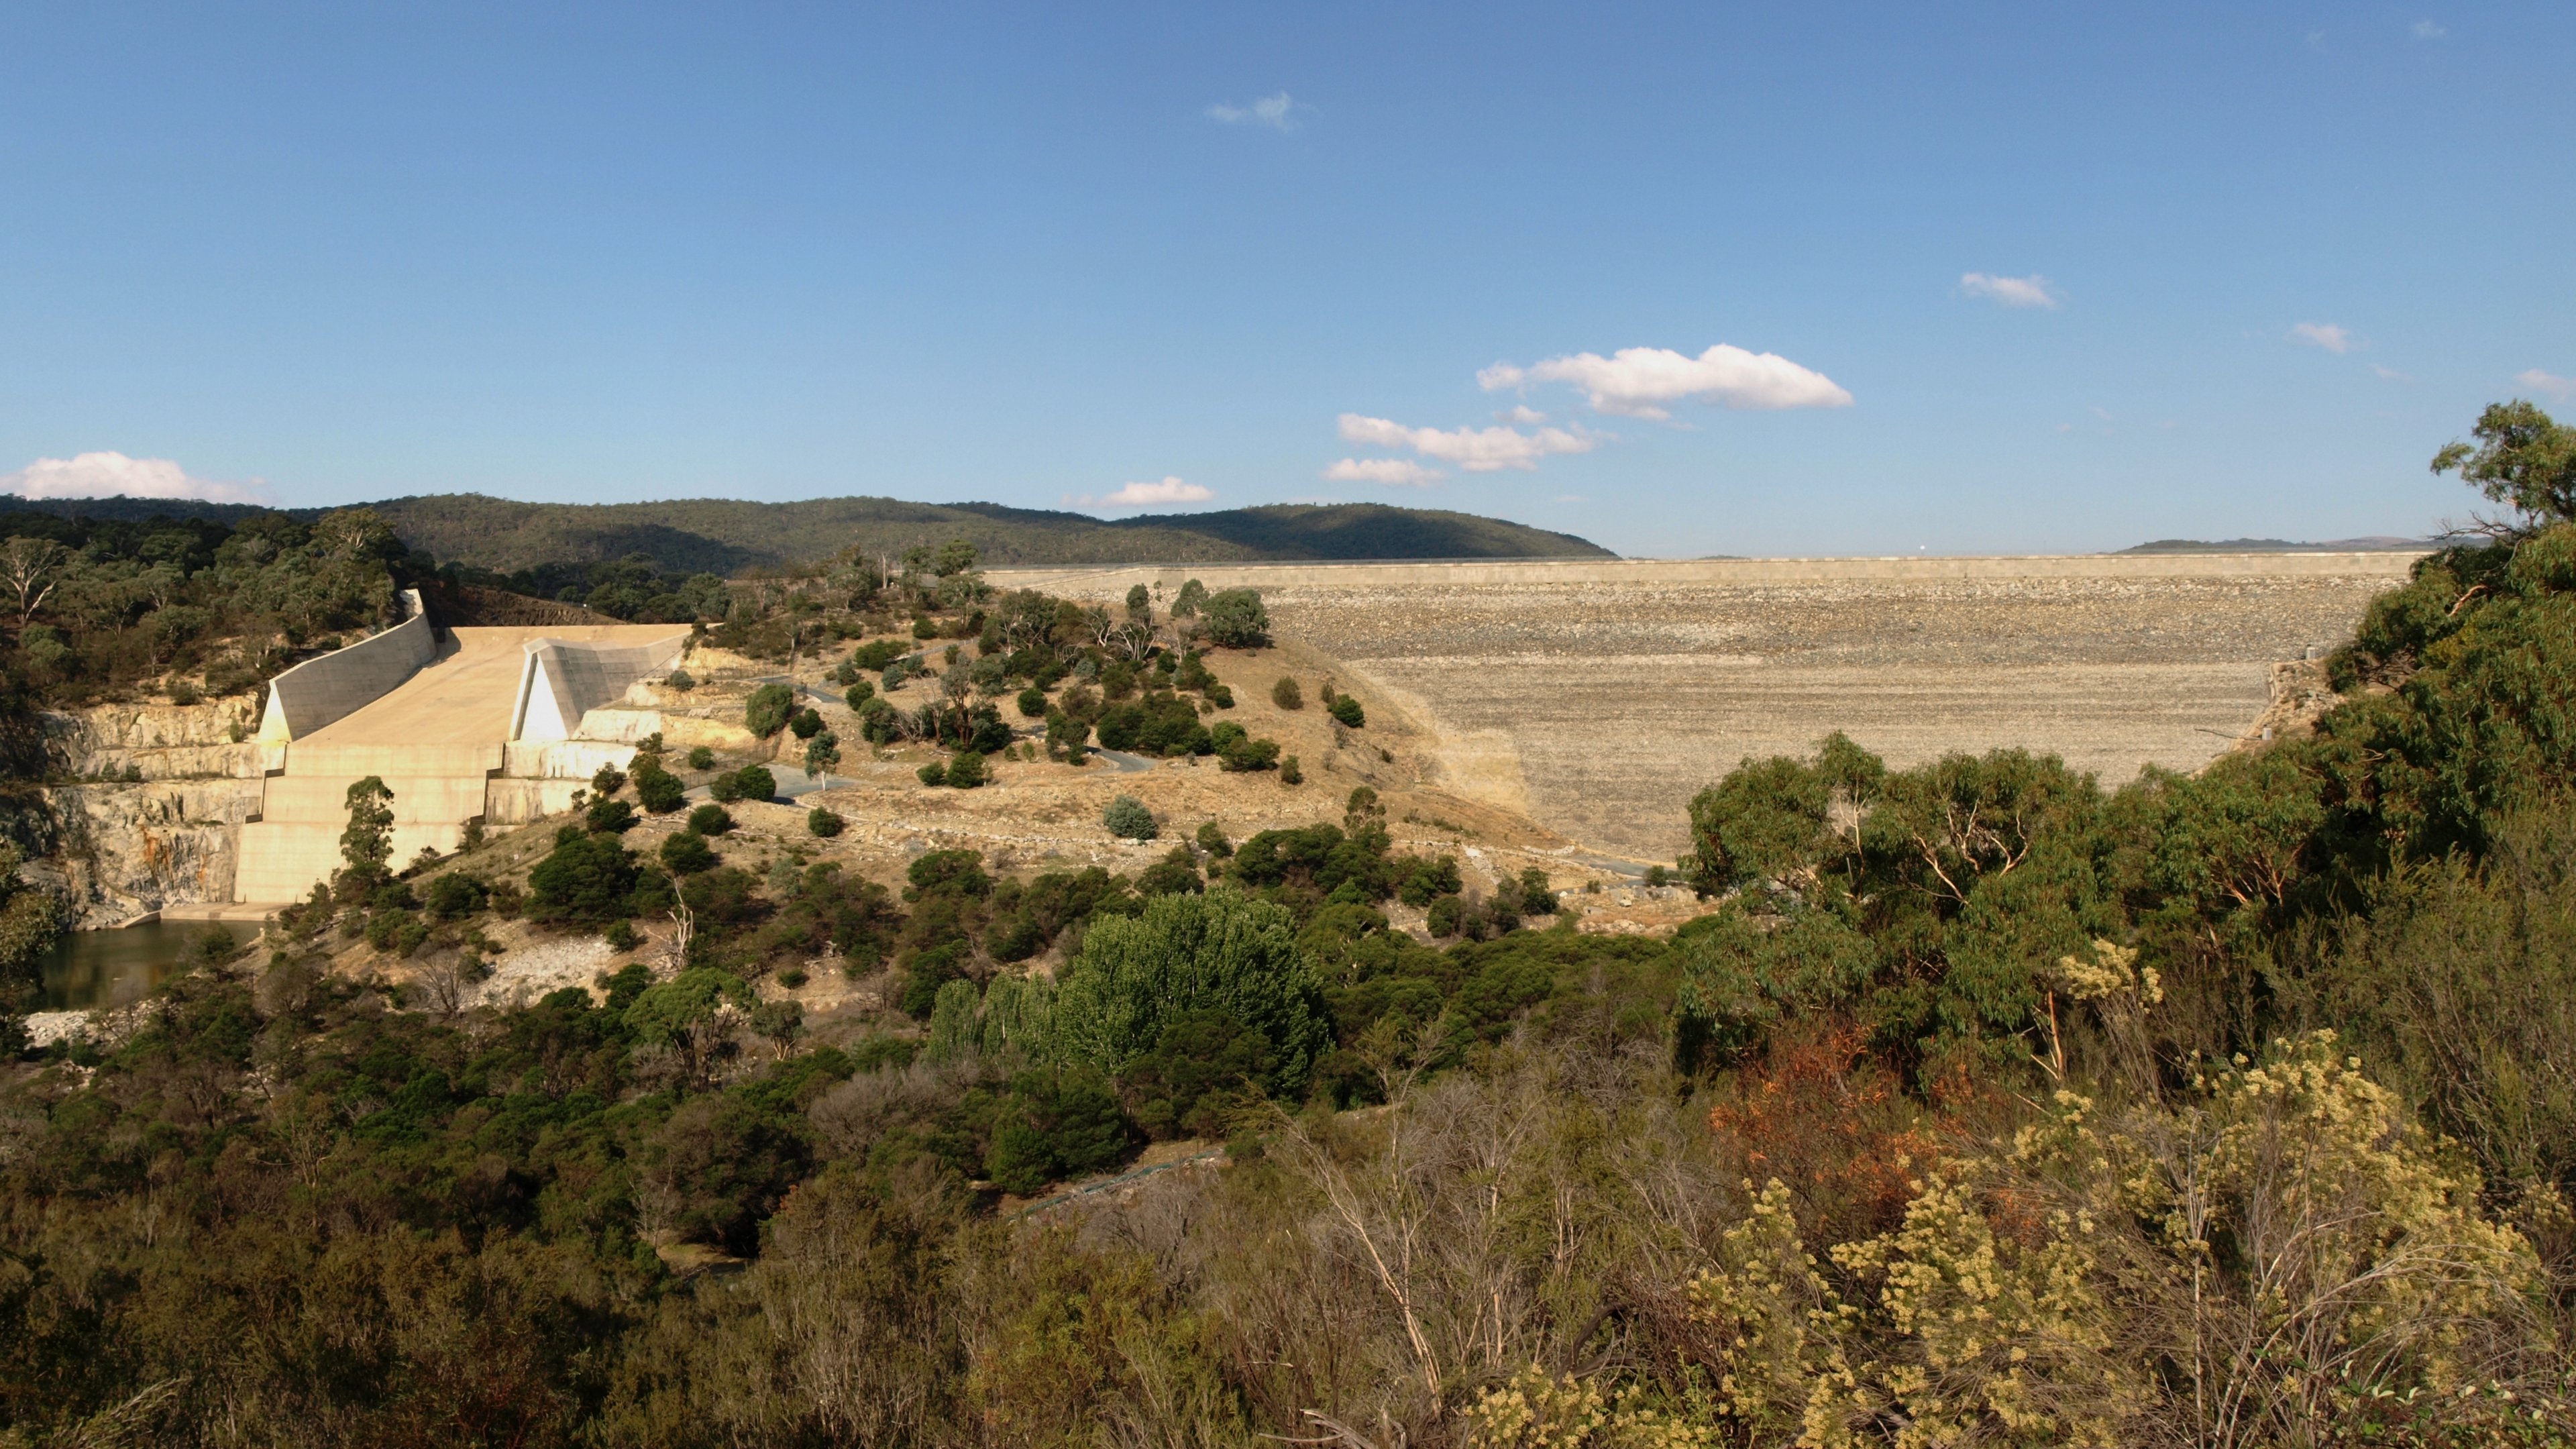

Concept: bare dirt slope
[[1036, 559, 2415, 859]]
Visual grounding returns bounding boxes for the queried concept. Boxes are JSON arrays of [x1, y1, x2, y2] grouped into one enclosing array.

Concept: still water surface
[[36, 922, 230, 1012]]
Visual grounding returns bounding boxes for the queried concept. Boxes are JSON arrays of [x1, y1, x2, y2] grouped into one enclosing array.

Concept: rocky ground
[[1042, 571, 2406, 857]]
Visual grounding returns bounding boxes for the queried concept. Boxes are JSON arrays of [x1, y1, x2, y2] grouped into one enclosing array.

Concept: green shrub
[[632, 757, 686, 813], [526, 831, 647, 922], [584, 797, 637, 833], [1204, 682, 1233, 709], [1327, 695, 1365, 729], [918, 762, 948, 786], [1104, 794, 1156, 840], [686, 745, 715, 770], [423, 872, 487, 920], [1196, 821, 1232, 858], [1017, 685, 1048, 718], [1049, 890, 1330, 1097], [788, 706, 824, 740], [685, 804, 733, 835], [744, 682, 796, 737], [603, 919, 641, 952], [1280, 755, 1302, 786], [665, 667, 694, 691], [945, 751, 988, 789], [708, 771, 743, 803], [731, 765, 776, 801], [844, 680, 875, 710], [803, 731, 840, 776], [1201, 588, 1269, 647], [808, 806, 846, 837], [660, 832, 718, 875]]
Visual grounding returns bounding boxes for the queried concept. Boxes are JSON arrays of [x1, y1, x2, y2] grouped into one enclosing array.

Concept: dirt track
[[1034, 564, 2409, 859]]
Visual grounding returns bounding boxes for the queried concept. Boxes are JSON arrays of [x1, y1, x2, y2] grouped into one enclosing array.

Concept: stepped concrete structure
[[233, 620, 688, 905]]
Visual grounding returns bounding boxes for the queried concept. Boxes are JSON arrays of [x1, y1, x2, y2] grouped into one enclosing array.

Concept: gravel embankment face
[[1243, 574, 2400, 856]]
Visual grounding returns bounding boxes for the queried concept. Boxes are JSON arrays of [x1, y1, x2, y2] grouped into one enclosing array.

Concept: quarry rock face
[[22, 700, 272, 925], [41, 699, 266, 782], [33, 779, 266, 927]]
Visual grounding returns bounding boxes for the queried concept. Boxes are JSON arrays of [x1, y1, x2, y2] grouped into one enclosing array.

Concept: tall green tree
[[1046, 888, 1329, 1097], [2432, 398, 2576, 535], [339, 775, 394, 885]]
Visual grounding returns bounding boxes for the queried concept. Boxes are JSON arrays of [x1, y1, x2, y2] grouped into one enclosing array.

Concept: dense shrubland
[[6, 407, 2576, 1444]]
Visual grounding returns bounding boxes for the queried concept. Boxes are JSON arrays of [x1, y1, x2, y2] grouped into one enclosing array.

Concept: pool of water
[[35, 921, 232, 1012]]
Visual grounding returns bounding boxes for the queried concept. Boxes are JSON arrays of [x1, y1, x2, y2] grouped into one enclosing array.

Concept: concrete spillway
[[233, 623, 687, 905]]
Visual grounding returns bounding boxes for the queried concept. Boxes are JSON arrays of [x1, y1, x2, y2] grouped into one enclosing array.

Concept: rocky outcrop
[[24, 698, 270, 926], [41, 697, 265, 782], [32, 778, 265, 927]]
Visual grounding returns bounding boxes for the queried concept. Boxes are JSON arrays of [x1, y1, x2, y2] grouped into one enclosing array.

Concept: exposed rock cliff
[[26, 696, 268, 926], [41, 696, 265, 782]]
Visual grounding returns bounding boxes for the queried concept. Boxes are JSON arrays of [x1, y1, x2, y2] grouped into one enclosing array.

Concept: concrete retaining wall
[[510, 633, 690, 742], [254, 590, 436, 742], [986, 552, 2430, 594]]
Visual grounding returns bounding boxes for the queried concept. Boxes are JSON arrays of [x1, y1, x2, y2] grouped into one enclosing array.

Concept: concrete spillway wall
[[254, 590, 435, 743], [986, 551, 2430, 594], [509, 633, 690, 742]]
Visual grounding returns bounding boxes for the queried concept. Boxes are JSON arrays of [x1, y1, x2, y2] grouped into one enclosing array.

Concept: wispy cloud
[[2411, 19, 2446, 38], [1493, 405, 1549, 425], [1, 451, 270, 504], [2373, 364, 2414, 382], [2291, 321, 2358, 354], [1336, 414, 1600, 473], [1206, 93, 1301, 131], [1959, 272, 2061, 309], [1479, 343, 1851, 419], [1065, 476, 1214, 509], [1322, 458, 1444, 486], [2518, 368, 2576, 400]]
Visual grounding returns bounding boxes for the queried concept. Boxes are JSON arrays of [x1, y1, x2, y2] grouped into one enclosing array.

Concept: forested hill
[[364, 496, 1613, 572], [0, 495, 1613, 572]]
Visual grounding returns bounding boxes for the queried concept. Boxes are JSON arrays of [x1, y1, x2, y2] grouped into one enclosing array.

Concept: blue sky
[[2, 2, 2569, 557]]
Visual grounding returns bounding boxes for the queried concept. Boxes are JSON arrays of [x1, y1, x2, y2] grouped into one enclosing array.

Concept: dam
[[229, 597, 688, 905]]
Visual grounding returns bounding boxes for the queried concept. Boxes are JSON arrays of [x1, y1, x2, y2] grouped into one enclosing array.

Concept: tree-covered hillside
[[360, 496, 1611, 572]]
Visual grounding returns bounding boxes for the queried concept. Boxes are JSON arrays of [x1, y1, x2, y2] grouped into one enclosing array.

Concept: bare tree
[[1, 537, 67, 627]]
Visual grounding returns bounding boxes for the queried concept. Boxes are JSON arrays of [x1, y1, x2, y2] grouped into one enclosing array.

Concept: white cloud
[[2518, 368, 2576, 400], [1322, 458, 1445, 486], [1477, 343, 1851, 419], [2412, 19, 2445, 38], [1959, 272, 2061, 309], [2373, 364, 2414, 382], [1, 451, 270, 504], [2291, 321, 2357, 354], [1065, 476, 1214, 509], [1336, 414, 1599, 472], [1206, 93, 1300, 131], [1494, 405, 1549, 425]]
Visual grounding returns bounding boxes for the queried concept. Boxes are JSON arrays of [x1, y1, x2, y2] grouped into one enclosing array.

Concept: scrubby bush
[[1279, 755, 1302, 786], [1201, 587, 1269, 647], [808, 806, 845, 837], [684, 804, 733, 836], [918, 762, 948, 786], [1016, 685, 1047, 718], [631, 755, 686, 813], [945, 751, 988, 788], [423, 871, 487, 920], [665, 667, 695, 691], [1272, 676, 1303, 710], [1327, 694, 1365, 729], [803, 731, 840, 776], [744, 682, 796, 737], [659, 831, 718, 875], [526, 830, 650, 922], [731, 765, 776, 802], [686, 745, 715, 770], [1196, 820, 1232, 858], [843, 680, 874, 710], [603, 919, 641, 952], [788, 706, 823, 740], [1104, 795, 1156, 841], [584, 796, 637, 834]]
